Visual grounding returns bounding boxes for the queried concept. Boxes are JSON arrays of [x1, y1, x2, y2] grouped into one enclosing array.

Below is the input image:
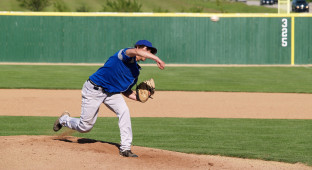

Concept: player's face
[[136, 55, 146, 61], [142, 46, 152, 53], [136, 46, 152, 61]]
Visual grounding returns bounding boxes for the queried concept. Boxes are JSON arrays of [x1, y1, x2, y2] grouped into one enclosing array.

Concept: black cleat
[[53, 111, 70, 132], [119, 150, 138, 157]]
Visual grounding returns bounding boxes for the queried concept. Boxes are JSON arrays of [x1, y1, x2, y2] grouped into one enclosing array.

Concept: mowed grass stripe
[[0, 65, 311, 93]]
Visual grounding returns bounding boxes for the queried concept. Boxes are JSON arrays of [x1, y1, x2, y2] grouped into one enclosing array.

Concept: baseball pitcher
[[53, 40, 165, 157]]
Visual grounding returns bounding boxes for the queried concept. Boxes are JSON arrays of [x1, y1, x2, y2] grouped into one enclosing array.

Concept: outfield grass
[[0, 65, 311, 93], [0, 116, 311, 165], [0, 0, 277, 13]]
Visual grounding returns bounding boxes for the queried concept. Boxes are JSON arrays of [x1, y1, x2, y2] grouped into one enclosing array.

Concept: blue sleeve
[[117, 48, 133, 62]]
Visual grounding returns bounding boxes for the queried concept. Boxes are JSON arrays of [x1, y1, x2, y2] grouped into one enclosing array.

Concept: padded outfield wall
[[0, 12, 311, 65]]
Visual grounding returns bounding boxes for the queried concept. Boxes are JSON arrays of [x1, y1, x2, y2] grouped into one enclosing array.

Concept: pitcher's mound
[[0, 135, 310, 170]]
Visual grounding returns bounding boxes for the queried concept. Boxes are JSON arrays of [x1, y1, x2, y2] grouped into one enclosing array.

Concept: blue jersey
[[89, 48, 141, 93]]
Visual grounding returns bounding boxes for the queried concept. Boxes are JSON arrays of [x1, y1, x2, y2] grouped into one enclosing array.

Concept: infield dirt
[[0, 89, 312, 170]]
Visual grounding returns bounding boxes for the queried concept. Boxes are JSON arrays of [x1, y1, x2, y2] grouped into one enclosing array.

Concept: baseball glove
[[136, 78, 155, 103]]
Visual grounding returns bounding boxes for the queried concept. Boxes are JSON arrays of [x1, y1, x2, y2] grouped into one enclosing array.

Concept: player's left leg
[[104, 94, 137, 157]]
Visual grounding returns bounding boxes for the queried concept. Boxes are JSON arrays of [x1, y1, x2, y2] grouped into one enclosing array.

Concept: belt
[[88, 79, 101, 90], [87, 79, 120, 95]]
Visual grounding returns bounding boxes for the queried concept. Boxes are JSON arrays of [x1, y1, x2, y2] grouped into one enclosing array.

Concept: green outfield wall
[[0, 13, 311, 65], [294, 17, 312, 64]]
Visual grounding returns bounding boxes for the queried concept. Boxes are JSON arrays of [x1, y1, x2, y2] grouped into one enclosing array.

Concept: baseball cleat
[[119, 150, 138, 157], [53, 111, 70, 132]]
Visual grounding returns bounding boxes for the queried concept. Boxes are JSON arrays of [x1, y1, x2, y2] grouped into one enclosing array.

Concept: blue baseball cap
[[135, 40, 157, 54]]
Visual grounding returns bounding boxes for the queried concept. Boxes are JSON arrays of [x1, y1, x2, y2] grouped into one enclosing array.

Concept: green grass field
[[1, 65, 312, 166], [0, 65, 312, 93], [0, 0, 277, 13]]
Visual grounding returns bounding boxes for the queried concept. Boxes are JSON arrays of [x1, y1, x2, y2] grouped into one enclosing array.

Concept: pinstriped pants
[[59, 80, 133, 151]]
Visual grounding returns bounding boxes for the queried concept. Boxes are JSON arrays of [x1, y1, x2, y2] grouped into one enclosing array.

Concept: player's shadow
[[54, 137, 121, 149]]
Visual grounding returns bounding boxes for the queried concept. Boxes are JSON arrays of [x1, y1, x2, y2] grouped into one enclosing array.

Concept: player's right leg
[[53, 80, 106, 133]]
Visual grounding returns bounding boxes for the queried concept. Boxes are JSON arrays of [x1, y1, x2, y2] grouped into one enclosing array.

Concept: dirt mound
[[0, 135, 311, 170]]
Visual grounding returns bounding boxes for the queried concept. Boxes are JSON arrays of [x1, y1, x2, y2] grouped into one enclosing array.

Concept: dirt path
[[0, 89, 312, 170], [1, 89, 312, 119]]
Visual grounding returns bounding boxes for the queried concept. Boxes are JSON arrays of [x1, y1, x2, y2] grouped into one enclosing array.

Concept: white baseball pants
[[59, 80, 133, 151]]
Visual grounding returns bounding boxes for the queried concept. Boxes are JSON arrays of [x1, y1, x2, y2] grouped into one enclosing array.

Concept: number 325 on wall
[[281, 18, 288, 47]]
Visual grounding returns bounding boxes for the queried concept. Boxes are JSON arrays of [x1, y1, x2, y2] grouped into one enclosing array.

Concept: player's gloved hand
[[136, 78, 155, 103]]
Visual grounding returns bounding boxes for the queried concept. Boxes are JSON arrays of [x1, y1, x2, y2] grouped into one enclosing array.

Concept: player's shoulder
[[121, 47, 134, 55], [118, 48, 134, 61]]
